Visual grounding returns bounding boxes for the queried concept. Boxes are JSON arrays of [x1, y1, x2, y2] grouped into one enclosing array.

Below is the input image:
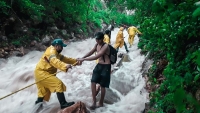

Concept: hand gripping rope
[[0, 62, 78, 100]]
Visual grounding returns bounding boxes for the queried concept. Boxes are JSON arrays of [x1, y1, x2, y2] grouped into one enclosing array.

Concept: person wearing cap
[[127, 26, 142, 48], [77, 32, 111, 110], [34, 38, 81, 109], [114, 27, 129, 53]]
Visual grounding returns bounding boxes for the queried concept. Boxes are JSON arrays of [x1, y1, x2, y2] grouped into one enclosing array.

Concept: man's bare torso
[[96, 44, 110, 64]]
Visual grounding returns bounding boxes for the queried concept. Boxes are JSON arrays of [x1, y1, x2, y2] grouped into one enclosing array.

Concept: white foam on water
[[0, 28, 148, 113]]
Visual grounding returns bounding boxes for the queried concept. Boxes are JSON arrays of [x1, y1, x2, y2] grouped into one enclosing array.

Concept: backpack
[[108, 44, 117, 64], [97, 43, 117, 65]]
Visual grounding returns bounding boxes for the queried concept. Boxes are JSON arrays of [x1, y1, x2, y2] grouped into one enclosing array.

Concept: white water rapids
[[0, 28, 149, 113]]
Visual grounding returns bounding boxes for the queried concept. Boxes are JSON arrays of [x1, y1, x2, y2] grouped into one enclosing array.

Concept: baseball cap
[[51, 38, 67, 47]]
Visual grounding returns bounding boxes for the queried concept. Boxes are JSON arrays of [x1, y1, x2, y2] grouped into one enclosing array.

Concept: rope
[[0, 62, 78, 100]]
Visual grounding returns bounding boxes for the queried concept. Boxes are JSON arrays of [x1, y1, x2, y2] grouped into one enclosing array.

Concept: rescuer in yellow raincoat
[[114, 27, 129, 53], [34, 38, 80, 109], [127, 26, 142, 48], [103, 30, 111, 44]]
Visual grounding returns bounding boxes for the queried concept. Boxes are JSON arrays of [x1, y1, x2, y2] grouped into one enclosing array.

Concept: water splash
[[0, 28, 148, 113]]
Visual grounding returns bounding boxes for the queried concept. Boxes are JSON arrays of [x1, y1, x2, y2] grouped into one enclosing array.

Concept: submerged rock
[[58, 101, 88, 113]]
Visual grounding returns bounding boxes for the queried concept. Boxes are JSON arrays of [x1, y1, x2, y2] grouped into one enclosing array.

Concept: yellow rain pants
[[34, 45, 77, 101], [128, 35, 134, 46], [114, 27, 124, 49], [127, 26, 142, 46]]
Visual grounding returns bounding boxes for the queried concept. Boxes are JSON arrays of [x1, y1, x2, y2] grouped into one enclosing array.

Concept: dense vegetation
[[116, 0, 200, 112], [0, 0, 133, 47], [1, 0, 200, 112]]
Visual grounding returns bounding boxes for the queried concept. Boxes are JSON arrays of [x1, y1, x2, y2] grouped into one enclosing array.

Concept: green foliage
[[121, 0, 200, 112], [1, 0, 135, 40], [14, 0, 45, 21], [193, 7, 200, 17], [11, 40, 21, 46], [0, 1, 10, 15], [1, 0, 200, 112], [193, 1, 200, 17], [11, 35, 30, 46], [85, 0, 135, 28]]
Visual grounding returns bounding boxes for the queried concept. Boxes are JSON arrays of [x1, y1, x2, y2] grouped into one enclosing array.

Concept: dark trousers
[[116, 42, 129, 53]]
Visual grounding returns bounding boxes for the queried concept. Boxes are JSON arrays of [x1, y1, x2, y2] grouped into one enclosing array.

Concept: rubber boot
[[35, 97, 44, 105], [56, 92, 75, 109]]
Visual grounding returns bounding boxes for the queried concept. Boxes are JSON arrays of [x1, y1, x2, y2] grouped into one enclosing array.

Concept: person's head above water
[[51, 38, 67, 53]]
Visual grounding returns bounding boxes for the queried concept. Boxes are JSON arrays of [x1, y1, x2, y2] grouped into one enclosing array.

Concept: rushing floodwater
[[0, 28, 149, 113]]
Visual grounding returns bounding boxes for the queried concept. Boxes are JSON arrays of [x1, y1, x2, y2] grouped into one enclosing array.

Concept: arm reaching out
[[78, 44, 108, 62]]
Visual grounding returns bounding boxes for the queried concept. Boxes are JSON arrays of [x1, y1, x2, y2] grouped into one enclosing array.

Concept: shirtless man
[[77, 32, 111, 110]]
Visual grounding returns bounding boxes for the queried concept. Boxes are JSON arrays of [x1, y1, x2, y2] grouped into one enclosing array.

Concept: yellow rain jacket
[[127, 26, 142, 46], [34, 45, 77, 101], [114, 27, 124, 49], [103, 34, 110, 44]]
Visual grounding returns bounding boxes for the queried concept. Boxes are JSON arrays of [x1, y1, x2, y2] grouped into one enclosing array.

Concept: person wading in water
[[78, 32, 111, 110]]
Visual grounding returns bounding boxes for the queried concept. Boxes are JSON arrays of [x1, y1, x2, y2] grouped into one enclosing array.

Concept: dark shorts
[[91, 64, 111, 88]]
